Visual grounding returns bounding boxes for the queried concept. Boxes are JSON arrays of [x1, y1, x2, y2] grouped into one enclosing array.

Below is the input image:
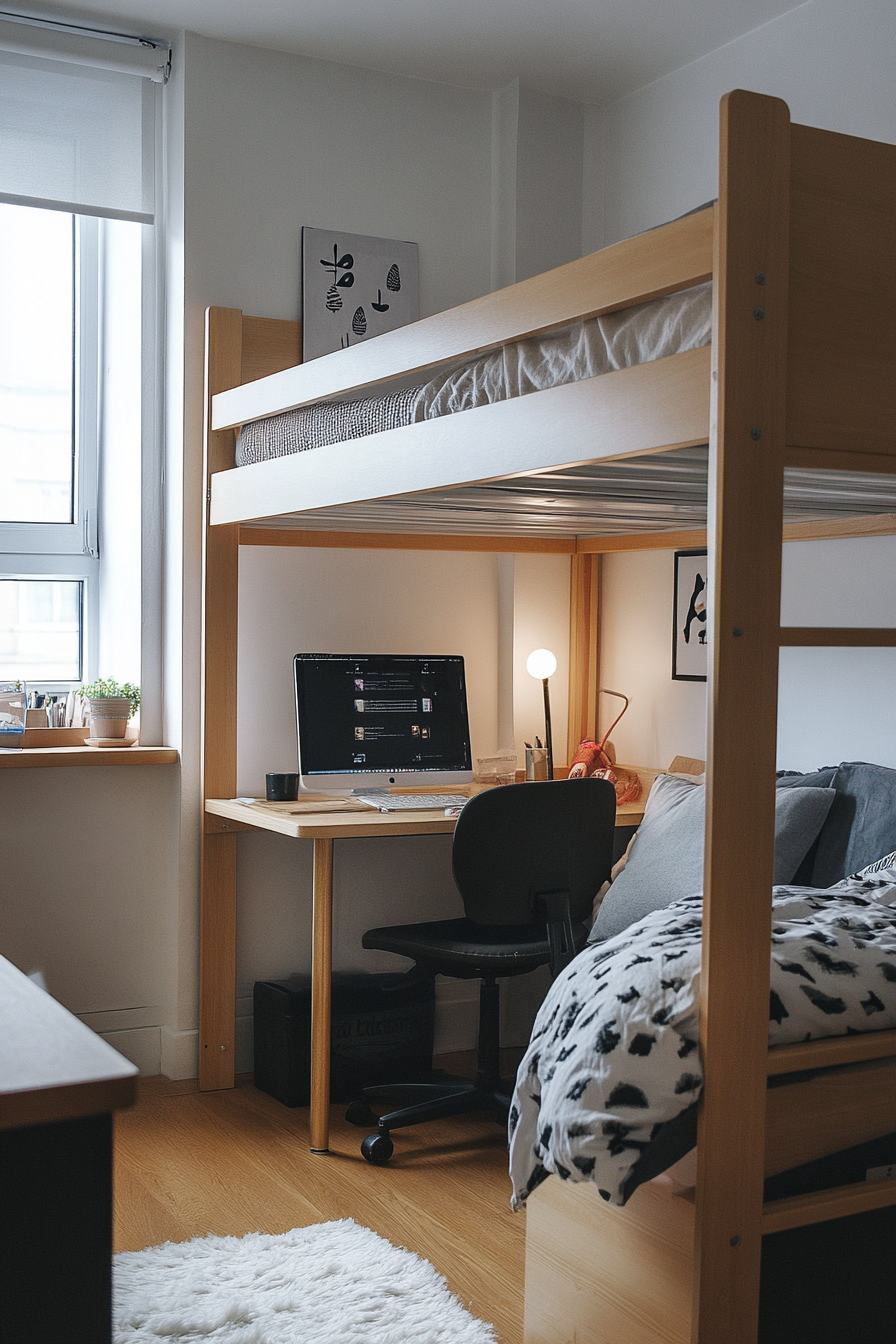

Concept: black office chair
[[346, 776, 617, 1163]]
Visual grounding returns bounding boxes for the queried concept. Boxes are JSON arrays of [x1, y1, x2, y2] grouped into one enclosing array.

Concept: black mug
[[266, 772, 299, 802]]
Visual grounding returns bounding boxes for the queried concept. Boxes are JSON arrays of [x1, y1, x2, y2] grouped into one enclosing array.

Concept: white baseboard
[[151, 974, 536, 1083], [160, 1025, 199, 1080], [96, 1026, 161, 1075], [235, 1000, 254, 1074], [78, 1006, 163, 1075]]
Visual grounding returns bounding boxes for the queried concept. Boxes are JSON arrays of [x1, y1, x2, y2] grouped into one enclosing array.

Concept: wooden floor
[[113, 1056, 526, 1343]]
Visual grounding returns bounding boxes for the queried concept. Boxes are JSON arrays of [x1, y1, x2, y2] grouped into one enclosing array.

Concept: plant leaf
[[336, 273, 354, 287]]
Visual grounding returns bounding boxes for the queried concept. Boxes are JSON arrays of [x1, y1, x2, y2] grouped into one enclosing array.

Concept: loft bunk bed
[[200, 91, 896, 1344]]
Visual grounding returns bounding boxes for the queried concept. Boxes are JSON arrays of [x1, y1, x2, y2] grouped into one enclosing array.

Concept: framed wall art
[[672, 548, 709, 681], [301, 227, 419, 361]]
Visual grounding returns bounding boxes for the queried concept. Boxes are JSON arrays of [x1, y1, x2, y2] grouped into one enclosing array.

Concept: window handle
[[83, 509, 99, 559]]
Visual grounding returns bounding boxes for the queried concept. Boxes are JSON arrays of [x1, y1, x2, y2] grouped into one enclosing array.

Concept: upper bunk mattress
[[235, 282, 713, 467]]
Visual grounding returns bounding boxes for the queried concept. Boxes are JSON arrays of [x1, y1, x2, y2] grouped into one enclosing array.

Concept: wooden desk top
[[0, 956, 137, 1131], [206, 795, 459, 839], [205, 772, 656, 839]]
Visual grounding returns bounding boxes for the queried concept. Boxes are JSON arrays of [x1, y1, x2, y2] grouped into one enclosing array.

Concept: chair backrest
[[451, 777, 617, 927]]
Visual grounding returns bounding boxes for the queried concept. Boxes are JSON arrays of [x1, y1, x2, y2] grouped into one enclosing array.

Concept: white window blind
[[0, 14, 168, 223]]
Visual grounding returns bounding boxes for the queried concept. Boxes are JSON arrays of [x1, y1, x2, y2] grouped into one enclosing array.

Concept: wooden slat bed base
[[210, 346, 711, 527], [211, 207, 713, 432]]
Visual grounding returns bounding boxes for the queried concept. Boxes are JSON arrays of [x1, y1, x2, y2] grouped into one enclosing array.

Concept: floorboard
[[113, 1055, 526, 1343]]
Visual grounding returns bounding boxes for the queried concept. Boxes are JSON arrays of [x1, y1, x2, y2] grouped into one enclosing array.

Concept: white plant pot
[[86, 697, 132, 740]]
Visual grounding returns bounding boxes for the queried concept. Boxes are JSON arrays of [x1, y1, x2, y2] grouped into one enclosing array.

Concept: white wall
[[600, 549, 708, 768], [601, 538, 896, 775], [491, 80, 584, 287], [237, 547, 503, 792], [589, 0, 896, 246], [595, 0, 896, 780], [0, 763, 180, 1074]]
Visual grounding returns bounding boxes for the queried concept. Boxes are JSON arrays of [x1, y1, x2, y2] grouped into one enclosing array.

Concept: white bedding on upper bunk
[[508, 863, 896, 1211], [235, 283, 712, 466]]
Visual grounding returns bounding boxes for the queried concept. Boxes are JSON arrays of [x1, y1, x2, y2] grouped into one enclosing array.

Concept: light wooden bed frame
[[200, 92, 896, 1343]]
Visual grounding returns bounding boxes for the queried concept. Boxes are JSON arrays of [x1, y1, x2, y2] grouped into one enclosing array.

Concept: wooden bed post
[[200, 309, 302, 1091], [694, 91, 791, 1340], [567, 552, 601, 750], [199, 307, 243, 1090]]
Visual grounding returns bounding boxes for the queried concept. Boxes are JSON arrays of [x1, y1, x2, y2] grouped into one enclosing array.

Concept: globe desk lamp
[[526, 648, 557, 780]]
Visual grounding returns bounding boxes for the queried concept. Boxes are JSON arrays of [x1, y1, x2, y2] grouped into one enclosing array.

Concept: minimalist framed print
[[302, 227, 419, 361], [673, 548, 708, 681]]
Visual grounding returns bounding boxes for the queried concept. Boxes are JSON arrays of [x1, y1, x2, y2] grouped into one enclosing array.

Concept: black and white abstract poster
[[301, 227, 419, 361], [673, 548, 709, 681]]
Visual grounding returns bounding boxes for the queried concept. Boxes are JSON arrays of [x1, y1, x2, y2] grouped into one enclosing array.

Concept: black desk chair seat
[[347, 777, 616, 1163]]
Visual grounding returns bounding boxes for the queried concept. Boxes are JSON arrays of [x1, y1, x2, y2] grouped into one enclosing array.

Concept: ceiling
[[42, 0, 809, 103]]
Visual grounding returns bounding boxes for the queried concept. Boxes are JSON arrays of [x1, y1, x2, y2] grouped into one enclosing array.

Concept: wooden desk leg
[[310, 837, 334, 1153], [199, 830, 237, 1090]]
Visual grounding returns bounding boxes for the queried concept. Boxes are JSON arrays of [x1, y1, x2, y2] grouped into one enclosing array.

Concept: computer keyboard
[[355, 793, 471, 812]]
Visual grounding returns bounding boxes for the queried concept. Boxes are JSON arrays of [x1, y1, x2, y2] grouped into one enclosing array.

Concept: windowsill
[[0, 746, 178, 768]]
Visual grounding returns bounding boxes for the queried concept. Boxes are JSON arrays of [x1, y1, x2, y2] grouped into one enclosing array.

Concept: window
[[0, 19, 168, 700], [0, 202, 96, 688], [0, 203, 146, 692]]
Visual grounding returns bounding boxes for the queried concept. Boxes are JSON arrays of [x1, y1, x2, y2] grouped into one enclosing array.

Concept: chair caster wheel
[[345, 1101, 376, 1126], [361, 1132, 394, 1164]]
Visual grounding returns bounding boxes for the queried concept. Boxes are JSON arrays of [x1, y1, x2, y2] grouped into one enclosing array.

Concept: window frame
[[0, 208, 101, 689]]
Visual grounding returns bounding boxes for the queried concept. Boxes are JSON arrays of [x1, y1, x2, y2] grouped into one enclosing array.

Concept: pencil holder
[[525, 747, 548, 781]]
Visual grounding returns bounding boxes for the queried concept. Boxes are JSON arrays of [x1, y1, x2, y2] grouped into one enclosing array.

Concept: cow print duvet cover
[[509, 866, 896, 1210]]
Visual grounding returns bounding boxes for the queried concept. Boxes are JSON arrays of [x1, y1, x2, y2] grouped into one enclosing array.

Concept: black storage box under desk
[[253, 971, 435, 1107]]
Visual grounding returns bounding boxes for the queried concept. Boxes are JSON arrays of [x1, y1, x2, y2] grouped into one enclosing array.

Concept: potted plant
[[79, 679, 141, 743]]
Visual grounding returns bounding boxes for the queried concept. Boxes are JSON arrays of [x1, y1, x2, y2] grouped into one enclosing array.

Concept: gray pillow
[[811, 762, 896, 888], [589, 774, 835, 943]]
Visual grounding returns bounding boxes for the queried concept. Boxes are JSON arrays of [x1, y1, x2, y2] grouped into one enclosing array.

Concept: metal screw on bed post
[[730, 1234, 742, 1247], [750, 427, 762, 440], [755, 272, 765, 284], [754, 308, 765, 319]]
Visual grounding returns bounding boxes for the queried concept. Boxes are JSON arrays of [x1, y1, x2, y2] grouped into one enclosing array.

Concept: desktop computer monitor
[[294, 653, 473, 793]]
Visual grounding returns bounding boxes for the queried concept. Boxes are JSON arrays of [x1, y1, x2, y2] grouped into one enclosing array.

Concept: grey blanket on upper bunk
[[508, 857, 896, 1211], [235, 282, 712, 466]]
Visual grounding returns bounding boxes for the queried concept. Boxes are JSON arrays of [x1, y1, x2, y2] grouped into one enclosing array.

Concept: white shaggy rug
[[113, 1219, 497, 1344]]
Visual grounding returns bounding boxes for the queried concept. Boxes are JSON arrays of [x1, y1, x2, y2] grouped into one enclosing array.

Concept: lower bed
[[515, 861, 896, 1344], [509, 861, 896, 1209]]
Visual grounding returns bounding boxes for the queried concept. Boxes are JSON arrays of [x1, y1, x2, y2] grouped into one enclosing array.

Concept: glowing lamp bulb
[[526, 648, 557, 681]]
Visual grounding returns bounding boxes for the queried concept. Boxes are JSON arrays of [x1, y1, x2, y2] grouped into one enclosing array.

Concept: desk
[[0, 954, 137, 1343], [203, 780, 652, 1153]]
